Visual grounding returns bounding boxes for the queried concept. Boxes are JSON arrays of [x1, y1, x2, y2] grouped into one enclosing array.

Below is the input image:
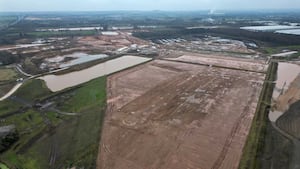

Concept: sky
[[0, 0, 300, 12]]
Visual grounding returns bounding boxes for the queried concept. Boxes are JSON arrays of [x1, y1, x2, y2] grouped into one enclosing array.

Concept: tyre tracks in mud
[[211, 89, 258, 169]]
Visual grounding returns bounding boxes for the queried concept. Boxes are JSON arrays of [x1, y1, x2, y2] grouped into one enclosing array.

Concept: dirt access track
[[97, 56, 266, 169]]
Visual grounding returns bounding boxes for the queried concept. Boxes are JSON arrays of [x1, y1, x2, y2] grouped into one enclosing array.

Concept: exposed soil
[[165, 54, 268, 73], [97, 58, 265, 169], [78, 31, 149, 51]]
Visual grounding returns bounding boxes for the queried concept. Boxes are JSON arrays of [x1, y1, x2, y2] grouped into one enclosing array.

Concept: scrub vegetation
[[0, 77, 106, 169]]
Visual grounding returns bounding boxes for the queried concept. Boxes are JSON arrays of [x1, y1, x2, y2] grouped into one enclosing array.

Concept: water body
[[240, 25, 299, 32], [101, 31, 119, 36], [276, 29, 300, 35], [37, 27, 103, 32], [269, 63, 300, 122], [39, 56, 152, 92], [273, 63, 300, 99], [59, 53, 108, 68]]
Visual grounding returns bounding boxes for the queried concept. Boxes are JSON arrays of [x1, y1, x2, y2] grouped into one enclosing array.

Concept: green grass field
[[0, 77, 106, 169], [0, 163, 10, 169], [0, 100, 21, 116], [0, 67, 21, 98], [61, 77, 106, 112], [14, 79, 52, 102], [0, 68, 18, 82]]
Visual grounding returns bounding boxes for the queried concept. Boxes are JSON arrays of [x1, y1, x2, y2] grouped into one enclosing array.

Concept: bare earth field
[[165, 53, 268, 73], [78, 31, 148, 51], [97, 57, 266, 169]]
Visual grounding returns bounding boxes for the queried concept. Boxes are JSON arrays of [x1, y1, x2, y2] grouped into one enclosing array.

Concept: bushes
[[0, 52, 21, 65], [134, 28, 300, 46], [0, 130, 19, 153]]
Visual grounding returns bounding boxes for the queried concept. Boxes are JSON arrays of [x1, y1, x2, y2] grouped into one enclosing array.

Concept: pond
[[59, 53, 108, 68], [276, 29, 300, 35], [39, 55, 152, 92], [269, 62, 300, 122]]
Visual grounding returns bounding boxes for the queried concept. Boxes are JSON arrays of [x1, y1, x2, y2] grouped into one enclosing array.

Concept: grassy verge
[[238, 61, 278, 169], [14, 79, 52, 102]]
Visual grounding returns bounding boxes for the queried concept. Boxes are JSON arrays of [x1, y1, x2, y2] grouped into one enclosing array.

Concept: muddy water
[[59, 53, 108, 68], [39, 56, 151, 92], [273, 63, 300, 99], [269, 62, 300, 122]]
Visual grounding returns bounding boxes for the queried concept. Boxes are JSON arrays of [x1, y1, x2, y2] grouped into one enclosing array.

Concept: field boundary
[[160, 58, 266, 74], [238, 61, 278, 169]]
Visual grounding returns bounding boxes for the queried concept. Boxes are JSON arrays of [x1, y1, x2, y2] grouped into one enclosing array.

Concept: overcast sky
[[0, 0, 299, 12]]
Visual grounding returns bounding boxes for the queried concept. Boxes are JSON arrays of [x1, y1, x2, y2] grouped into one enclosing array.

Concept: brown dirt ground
[[165, 53, 268, 73], [78, 31, 149, 49], [97, 59, 265, 169]]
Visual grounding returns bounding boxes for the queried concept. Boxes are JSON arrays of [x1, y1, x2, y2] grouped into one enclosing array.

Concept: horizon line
[[1, 8, 300, 13]]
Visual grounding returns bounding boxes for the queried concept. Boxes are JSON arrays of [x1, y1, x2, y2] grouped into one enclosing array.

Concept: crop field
[[97, 57, 266, 169]]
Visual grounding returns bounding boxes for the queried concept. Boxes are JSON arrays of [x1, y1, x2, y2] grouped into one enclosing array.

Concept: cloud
[[0, 0, 299, 12]]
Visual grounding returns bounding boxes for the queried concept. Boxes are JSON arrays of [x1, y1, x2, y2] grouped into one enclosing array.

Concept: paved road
[[16, 64, 33, 77], [0, 83, 23, 101], [0, 65, 70, 102]]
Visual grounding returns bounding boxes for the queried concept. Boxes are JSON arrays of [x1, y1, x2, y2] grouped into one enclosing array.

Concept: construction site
[[97, 55, 267, 169], [1, 11, 300, 169]]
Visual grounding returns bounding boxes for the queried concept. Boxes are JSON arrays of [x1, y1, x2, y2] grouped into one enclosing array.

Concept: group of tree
[[0, 52, 21, 65], [134, 28, 300, 46]]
